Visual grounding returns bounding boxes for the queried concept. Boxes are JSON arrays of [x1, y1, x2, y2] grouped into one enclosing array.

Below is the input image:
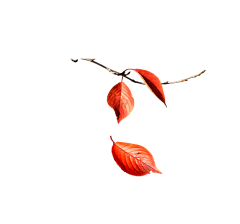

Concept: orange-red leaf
[[107, 80, 134, 123], [126, 69, 166, 106], [110, 136, 162, 176]]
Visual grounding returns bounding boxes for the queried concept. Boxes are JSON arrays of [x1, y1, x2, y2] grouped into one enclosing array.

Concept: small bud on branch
[[71, 58, 205, 85]]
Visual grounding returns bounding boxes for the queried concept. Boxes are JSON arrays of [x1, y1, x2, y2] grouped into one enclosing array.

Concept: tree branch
[[161, 70, 206, 85], [72, 58, 205, 85], [81, 58, 145, 85]]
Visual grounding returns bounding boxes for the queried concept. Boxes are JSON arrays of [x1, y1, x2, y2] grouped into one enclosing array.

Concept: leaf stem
[[109, 135, 115, 144], [72, 58, 205, 85]]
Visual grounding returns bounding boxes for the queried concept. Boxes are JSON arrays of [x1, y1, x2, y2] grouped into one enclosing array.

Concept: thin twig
[[81, 58, 145, 85], [72, 58, 205, 85], [161, 70, 206, 85]]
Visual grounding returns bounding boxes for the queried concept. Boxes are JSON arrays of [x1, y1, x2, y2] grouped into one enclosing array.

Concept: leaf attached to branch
[[125, 69, 166, 107], [107, 80, 134, 123]]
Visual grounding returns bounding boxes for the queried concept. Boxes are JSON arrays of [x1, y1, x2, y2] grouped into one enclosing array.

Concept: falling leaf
[[107, 80, 134, 123], [110, 136, 162, 176], [125, 69, 166, 106]]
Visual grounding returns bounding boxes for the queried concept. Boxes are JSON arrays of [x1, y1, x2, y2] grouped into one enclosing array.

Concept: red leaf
[[126, 69, 166, 106], [110, 136, 162, 176], [107, 80, 134, 123]]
